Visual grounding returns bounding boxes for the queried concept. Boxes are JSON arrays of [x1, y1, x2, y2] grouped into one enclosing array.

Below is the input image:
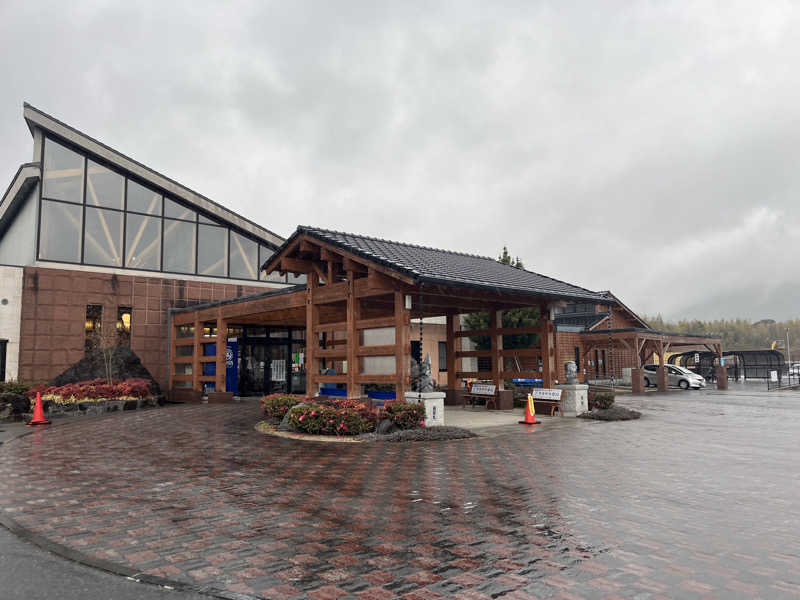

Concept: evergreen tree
[[464, 247, 539, 350]]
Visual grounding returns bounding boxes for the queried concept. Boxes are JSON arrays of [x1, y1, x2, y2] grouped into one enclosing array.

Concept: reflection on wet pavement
[[1, 391, 799, 598]]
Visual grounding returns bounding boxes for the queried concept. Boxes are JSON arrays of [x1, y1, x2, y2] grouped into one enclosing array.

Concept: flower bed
[[27, 378, 153, 405], [286, 403, 373, 436]]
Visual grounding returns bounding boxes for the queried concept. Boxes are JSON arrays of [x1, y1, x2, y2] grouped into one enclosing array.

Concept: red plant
[[26, 378, 152, 401]]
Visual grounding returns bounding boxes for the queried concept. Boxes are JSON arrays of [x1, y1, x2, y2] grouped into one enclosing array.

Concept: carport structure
[[580, 328, 725, 393], [168, 227, 613, 399]]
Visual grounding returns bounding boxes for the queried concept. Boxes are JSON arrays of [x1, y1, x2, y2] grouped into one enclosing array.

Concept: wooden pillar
[[394, 291, 410, 399], [490, 308, 504, 391], [539, 304, 555, 388], [192, 316, 201, 392], [631, 335, 644, 394], [215, 312, 227, 394], [715, 343, 728, 390], [346, 273, 360, 399], [657, 339, 668, 392], [305, 273, 319, 397], [446, 313, 458, 391]]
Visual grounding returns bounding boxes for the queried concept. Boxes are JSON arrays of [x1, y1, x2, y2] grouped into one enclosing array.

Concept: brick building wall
[[19, 266, 271, 388]]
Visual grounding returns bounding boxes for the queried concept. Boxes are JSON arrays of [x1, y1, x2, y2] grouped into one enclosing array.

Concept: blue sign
[[226, 340, 238, 394]]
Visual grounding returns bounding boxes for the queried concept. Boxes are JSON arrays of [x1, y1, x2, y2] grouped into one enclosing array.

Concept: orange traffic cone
[[519, 393, 540, 425], [27, 392, 51, 427]]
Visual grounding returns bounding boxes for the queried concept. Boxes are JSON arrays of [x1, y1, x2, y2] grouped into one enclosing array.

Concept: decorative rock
[[376, 419, 397, 435], [50, 345, 160, 397], [565, 361, 578, 384]]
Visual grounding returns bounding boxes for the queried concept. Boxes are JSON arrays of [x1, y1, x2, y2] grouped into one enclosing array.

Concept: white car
[[643, 364, 706, 390], [789, 363, 800, 375]]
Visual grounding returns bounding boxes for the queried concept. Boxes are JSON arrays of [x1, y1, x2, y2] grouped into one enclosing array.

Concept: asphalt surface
[[0, 422, 205, 600]]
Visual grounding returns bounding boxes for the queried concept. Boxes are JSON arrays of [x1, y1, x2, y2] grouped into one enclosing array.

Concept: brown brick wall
[[19, 266, 269, 388]]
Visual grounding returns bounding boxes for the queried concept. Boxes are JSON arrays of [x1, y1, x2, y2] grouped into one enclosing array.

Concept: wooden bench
[[463, 383, 499, 410], [531, 388, 562, 416]]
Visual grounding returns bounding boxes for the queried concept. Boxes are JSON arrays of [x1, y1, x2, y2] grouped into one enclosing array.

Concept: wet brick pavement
[[1, 391, 800, 599]]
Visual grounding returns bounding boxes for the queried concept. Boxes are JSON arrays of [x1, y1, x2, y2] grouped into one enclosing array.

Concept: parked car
[[642, 364, 706, 390], [789, 363, 800, 375]]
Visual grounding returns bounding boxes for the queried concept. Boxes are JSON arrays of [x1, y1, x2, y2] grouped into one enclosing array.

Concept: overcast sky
[[1, 1, 798, 321]]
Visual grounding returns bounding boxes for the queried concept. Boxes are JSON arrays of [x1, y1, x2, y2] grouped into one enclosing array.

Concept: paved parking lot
[[1, 389, 800, 599]]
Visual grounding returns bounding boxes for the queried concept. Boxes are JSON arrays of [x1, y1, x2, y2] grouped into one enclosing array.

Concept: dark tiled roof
[[268, 226, 609, 302], [555, 312, 609, 330]]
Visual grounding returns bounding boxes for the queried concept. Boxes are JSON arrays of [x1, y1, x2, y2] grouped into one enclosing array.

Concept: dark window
[[125, 214, 161, 270], [594, 349, 600, 377], [117, 307, 132, 346], [85, 305, 102, 353], [126, 180, 161, 215], [0, 339, 6, 382], [574, 346, 580, 371], [163, 219, 196, 274], [42, 138, 84, 203], [39, 200, 83, 262], [197, 224, 228, 276], [601, 349, 607, 377], [438, 341, 447, 371], [84, 207, 123, 267], [478, 356, 491, 372], [411, 341, 422, 365], [230, 231, 258, 280], [86, 160, 124, 209]]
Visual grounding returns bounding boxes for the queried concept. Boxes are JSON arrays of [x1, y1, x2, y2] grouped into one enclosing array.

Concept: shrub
[[384, 401, 426, 430], [592, 393, 615, 410], [0, 381, 39, 395], [286, 403, 372, 436], [261, 394, 304, 420], [324, 397, 377, 425], [25, 378, 152, 404]]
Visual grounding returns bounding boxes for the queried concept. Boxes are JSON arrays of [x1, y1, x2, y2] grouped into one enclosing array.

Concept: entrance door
[[268, 344, 289, 394], [239, 343, 266, 396]]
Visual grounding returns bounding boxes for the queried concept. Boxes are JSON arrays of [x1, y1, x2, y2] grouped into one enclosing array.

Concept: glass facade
[[37, 135, 293, 283]]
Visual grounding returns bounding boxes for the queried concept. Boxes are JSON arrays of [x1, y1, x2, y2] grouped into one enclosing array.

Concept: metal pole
[[787, 327, 791, 365]]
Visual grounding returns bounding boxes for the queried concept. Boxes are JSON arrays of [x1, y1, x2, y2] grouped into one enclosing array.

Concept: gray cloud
[[1, 0, 798, 320]]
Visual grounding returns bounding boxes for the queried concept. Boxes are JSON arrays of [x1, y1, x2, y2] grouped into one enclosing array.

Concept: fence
[[766, 366, 800, 390]]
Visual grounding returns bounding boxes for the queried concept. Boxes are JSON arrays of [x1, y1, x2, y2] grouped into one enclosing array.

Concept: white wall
[[0, 266, 23, 381], [0, 184, 38, 266]]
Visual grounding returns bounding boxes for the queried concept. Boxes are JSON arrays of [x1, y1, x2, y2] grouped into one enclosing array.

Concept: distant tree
[[641, 315, 800, 357]]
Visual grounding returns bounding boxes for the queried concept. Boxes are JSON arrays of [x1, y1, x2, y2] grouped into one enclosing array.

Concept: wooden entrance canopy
[[169, 226, 612, 398]]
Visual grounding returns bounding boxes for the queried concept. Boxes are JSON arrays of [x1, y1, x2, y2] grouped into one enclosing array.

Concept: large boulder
[[51, 345, 160, 397]]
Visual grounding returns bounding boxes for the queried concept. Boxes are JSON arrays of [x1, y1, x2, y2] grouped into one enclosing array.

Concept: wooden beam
[[316, 348, 347, 359], [490, 308, 503, 391], [305, 275, 319, 396], [456, 371, 493, 379], [540, 305, 554, 388], [357, 344, 396, 357], [299, 239, 318, 255], [356, 316, 396, 330], [343, 256, 367, 273], [281, 257, 314, 273], [455, 350, 492, 358], [394, 291, 410, 399], [446, 313, 457, 391], [215, 312, 227, 393], [346, 276, 360, 399], [192, 316, 201, 392], [320, 247, 342, 262]]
